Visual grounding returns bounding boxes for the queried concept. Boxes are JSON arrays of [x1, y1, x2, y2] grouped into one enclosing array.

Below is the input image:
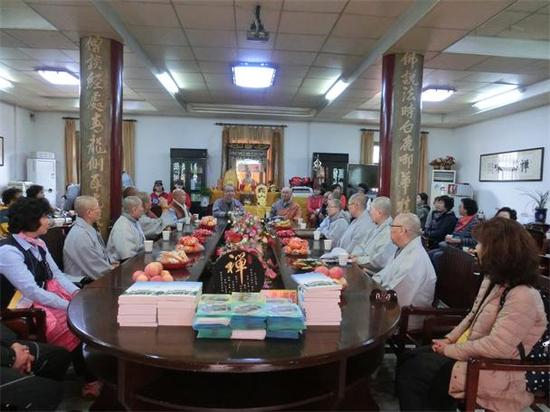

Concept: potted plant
[[522, 190, 549, 224], [429, 156, 456, 170], [199, 187, 212, 208]]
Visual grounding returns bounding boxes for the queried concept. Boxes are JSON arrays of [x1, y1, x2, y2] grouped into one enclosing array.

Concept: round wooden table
[[68, 227, 400, 410]]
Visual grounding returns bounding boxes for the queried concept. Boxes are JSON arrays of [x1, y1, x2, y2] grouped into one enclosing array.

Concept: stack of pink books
[[157, 282, 202, 326], [117, 283, 160, 327], [291, 273, 342, 326]]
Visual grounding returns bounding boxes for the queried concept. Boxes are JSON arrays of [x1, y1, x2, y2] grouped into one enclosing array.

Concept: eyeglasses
[[390, 224, 403, 228]]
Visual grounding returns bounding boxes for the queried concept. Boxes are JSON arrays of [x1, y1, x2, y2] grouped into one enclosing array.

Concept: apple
[[161, 270, 171, 277], [144, 262, 163, 277], [132, 270, 145, 281], [135, 274, 149, 282], [150, 275, 163, 282], [328, 266, 344, 280], [314, 266, 330, 276], [162, 273, 174, 282]]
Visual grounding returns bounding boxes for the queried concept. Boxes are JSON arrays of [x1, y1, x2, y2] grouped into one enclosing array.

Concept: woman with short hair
[[423, 195, 458, 246], [0, 197, 101, 398], [398, 217, 547, 411]]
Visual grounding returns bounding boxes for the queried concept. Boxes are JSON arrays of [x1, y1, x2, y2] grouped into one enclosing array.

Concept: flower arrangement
[[429, 156, 456, 170], [217, 213, 278, 286]]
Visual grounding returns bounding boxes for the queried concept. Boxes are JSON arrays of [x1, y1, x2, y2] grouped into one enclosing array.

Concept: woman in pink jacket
[[397, 217, 547, 411]]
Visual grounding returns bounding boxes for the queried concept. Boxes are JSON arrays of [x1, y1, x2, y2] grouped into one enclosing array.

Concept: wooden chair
[[1, 307, 47, 342], [464, 274, 550, 411], [393, 247, 483, 352]]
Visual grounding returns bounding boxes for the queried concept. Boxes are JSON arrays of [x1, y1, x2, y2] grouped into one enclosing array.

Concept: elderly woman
[[398, 217, 547, 411], [440, 198, 480, 249], [0, 197, 101, 397], [423, 195, 457, 247]]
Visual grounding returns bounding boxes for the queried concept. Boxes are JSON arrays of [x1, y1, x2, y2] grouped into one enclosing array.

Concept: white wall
[[8, 103, 549, 222], [0, 101, 34, 190], [452, 106, 550, 222]]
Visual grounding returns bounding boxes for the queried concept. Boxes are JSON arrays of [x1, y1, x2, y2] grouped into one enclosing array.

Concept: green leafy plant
[[521, 190, 549, 209]]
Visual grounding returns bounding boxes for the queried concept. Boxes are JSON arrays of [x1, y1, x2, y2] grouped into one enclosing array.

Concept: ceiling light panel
[[232, 63, 276, 88]]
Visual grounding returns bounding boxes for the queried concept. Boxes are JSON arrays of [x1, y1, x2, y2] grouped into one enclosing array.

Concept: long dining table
[[67, 221, 400, 410]]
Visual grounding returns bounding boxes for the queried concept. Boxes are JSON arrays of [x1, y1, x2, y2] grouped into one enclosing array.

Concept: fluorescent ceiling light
[[0, 77, 14, 90], [473, 88, 522, 111], [325, 79, 348, 101], [37, 69, 79, 85], [422, 88, 455, 102], [156, 72, 179, 95], [232, 62, 276, 88]]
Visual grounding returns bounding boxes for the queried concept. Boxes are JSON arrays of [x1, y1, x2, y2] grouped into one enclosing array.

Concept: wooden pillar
[[80, 36, 123, 238], [378, 52, 424, 215]]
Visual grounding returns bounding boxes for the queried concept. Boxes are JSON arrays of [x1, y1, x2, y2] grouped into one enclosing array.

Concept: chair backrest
[[527, 228, 545, 252], [435, 247, 482, 308]]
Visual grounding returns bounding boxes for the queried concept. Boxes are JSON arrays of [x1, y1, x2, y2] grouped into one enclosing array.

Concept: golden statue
[[223, 168, 239, 188], [255, 184, 267, 207]]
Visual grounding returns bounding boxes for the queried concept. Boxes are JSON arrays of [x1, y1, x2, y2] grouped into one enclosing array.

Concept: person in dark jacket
[[416, 192, 431, 229], [1, 324, 71, 411], [423, 195, 457, 247]]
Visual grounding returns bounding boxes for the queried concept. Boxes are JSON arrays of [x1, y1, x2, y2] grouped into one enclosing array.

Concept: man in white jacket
[[373, 212, 436, 329], [351, 196, 396, 274]]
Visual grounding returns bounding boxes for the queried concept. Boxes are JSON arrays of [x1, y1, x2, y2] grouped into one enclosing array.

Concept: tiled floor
[[56, 354, 544, 412]]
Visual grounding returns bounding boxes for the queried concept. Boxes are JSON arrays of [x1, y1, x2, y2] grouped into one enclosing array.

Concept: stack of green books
[[192, 294, 232, 339], [265, 302, 306, 340]]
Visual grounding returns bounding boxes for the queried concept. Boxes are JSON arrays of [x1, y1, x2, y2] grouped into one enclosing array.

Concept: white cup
[[297, 217, 304, 225], [184, 216, 191, 225], [144, 240, 153, 253], [176, 222, 183, 231], [338, 252, 349, 266], [299, 222, 307, 230], [546, 232, 550, 240], [193, 213, 199, 221], [324, 239, 332, 250], [313, 230, 321, 240], [265, 211, 271, 219], [162, 230, 170, 241]]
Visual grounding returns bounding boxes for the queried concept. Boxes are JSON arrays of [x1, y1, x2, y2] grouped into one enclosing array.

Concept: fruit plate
[[160, 261, 190, 270], [290, 258, 324, 271], [283, 247, 310, 256]]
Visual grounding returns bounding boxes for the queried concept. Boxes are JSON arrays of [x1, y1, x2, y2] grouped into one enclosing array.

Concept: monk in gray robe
[[106, 196, 145, 261], [351, 196, 397, 273], [372, 213, 436, 330], [336, 193, 375, 253], [63, 196, 116, 280], [319, 198, 349, 241], [136, 192, 173, 239]]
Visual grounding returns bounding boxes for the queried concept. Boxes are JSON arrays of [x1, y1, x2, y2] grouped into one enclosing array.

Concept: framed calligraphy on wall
[[479, 147, 544, 182]]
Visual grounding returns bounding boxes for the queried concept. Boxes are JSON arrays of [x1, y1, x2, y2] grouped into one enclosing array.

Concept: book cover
[[229, 292, 266, 306], [291, 272, 341, 290], [260, 289, 297, 304], [196, 302, 232, 317], [199, 294, 231, 304]]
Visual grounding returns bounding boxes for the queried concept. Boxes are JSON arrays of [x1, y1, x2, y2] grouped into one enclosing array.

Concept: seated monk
[[270, 187, 302, 223]]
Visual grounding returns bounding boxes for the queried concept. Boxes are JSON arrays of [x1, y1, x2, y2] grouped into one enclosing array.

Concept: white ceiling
[[0, 0, 548, 127]]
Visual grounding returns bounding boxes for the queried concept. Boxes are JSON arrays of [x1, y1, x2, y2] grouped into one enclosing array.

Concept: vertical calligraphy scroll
[[80, 36, 123, 238], [381, 52, 424, 216]]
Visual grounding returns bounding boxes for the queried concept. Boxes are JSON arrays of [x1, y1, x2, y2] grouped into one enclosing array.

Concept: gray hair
[[371, 196, 392, 217], [348, 193, 367, 209], [223, 184, 235, 192], [395, 212, 421, 238], [328, 198, 342, 210], [74, 195, 98, 216], [281, 186, 292, 194], [123, 196, 142, 213], [135, 192, 150, 207]]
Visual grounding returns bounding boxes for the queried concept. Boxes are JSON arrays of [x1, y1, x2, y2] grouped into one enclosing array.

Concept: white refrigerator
[[27, 158, 56, 206]]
